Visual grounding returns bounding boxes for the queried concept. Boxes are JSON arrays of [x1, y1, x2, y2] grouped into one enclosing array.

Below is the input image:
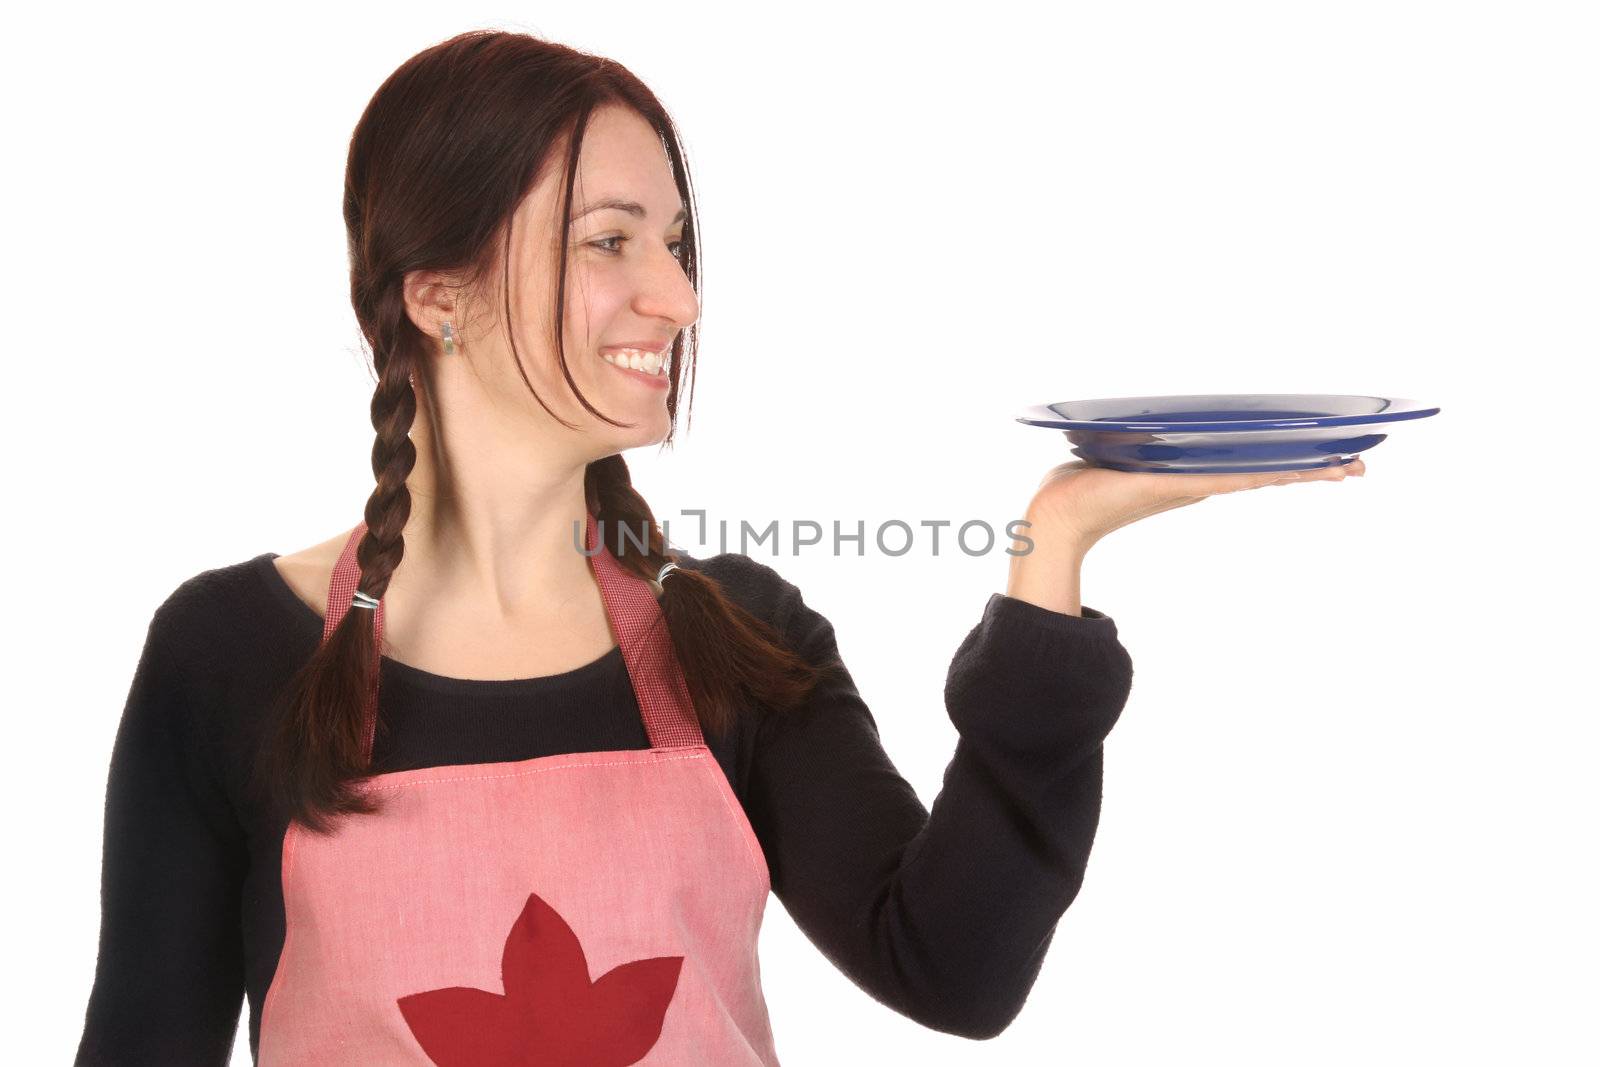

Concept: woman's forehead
[[515, 109, 683, 244]]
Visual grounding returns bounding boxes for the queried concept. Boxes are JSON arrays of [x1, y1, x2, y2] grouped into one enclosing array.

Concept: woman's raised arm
[[739, 562, 1132, 1041]]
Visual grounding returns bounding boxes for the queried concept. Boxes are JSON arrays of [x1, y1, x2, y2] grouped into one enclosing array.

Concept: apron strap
[[322, 513, 704, 766]]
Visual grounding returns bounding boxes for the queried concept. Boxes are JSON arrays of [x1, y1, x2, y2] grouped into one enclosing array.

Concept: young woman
[[73, 30, 1364, 1066]]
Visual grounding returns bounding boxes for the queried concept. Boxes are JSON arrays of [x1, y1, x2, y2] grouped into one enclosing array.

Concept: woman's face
[[459, 103, 698, 453]]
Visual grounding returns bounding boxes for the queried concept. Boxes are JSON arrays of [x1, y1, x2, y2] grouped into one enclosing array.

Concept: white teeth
[[602, 348, 670, 377]]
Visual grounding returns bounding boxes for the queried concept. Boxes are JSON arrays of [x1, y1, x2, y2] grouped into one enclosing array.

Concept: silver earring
[[441, 321, 456, 356]]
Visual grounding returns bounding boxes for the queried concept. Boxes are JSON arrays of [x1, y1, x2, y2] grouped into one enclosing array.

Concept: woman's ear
[[401, 269, 459, 344]]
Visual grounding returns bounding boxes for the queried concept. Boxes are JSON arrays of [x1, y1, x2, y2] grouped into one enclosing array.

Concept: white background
[[6, 1, 1596, 1064]]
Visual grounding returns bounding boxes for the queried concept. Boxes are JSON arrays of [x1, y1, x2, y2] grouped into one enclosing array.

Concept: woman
[[74, 30, 1363, 1066]]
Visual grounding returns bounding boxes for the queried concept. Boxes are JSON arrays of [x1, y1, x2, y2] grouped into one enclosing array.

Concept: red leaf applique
[[396, 891, 684, 1066]]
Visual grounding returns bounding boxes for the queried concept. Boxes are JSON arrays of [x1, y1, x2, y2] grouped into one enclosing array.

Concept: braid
[[355, 287, 419, 601], [586, 453, 671, 572], [252, 291, 422, 834], [584, 455, 838, 738]]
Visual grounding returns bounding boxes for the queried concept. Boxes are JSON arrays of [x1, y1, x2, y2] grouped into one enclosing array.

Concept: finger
[[1278, 458, 1366, 484], [1181, 459, 1363, 496]]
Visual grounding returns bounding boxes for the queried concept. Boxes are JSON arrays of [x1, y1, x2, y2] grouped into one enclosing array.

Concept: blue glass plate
[[1016, 394, 1440, 474]]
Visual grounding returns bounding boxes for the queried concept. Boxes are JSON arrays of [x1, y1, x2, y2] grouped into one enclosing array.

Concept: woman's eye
[[586, 235, 687, 260]]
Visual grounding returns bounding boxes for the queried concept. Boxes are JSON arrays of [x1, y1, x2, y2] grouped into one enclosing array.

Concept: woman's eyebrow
[[570, 197, 688, 225]]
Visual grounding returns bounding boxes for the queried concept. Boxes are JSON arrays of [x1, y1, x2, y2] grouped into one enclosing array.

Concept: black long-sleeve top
[[73, 548, 1134, 1064]]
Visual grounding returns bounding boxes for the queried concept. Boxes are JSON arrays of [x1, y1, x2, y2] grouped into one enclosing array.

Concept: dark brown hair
[[256, 30, 836, 834]]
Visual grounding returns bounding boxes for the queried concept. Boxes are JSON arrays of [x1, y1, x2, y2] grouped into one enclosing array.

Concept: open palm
[[1028, 456, 1368, 546]]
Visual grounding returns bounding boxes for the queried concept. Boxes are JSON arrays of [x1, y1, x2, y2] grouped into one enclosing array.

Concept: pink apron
[[257, 514, 780, 1065]]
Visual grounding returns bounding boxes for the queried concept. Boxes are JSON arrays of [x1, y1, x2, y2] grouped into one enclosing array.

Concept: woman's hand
[[1028, 456, 1367, 549], [1005, 457, 1367, 616]]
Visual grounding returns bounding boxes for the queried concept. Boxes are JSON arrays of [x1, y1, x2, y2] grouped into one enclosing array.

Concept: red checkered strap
[[322, 512, 704, 767]]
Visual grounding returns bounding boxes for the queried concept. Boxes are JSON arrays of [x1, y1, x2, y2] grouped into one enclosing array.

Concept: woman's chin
[[607, 408, 672, 450]]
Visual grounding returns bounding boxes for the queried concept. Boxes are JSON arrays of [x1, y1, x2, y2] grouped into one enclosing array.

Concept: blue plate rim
[[1016, 394, 1440, 433]]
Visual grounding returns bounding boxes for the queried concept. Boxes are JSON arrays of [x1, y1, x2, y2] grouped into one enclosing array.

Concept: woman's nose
[[634, 244, 699, 328]]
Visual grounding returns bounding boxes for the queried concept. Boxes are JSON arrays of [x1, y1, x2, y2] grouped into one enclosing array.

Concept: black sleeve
[[744, 582, 1133, 1041], [74, 601, 249, 1065]]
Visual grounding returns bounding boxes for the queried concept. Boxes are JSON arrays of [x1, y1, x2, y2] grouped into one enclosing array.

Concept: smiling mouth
[[601, 347, 671, 378], [600, 347, 671, 388]]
